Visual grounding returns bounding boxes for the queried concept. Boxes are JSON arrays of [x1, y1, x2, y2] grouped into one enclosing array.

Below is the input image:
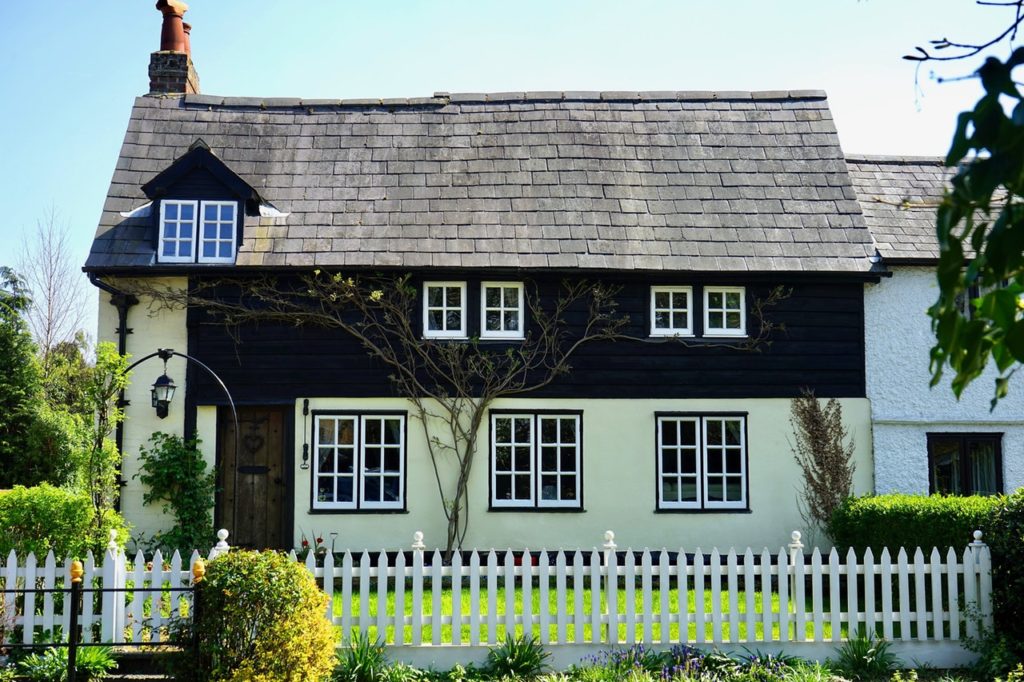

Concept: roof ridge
[[845, 153, 945, 165], [180, 89, 828, 109]]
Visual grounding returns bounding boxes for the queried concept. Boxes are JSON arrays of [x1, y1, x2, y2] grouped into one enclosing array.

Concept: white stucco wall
[[864, 266, 1024, 493], [98, 278, 217, 542], [292, 397, 873, 553]]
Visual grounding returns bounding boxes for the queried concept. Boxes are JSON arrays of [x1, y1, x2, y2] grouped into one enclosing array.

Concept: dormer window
[[158, 199, 237, 264]]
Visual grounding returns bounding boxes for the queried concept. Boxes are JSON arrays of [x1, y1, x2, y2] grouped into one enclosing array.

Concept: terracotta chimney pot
[[183, 22, 192, 57], [156, 0, 189, 53]]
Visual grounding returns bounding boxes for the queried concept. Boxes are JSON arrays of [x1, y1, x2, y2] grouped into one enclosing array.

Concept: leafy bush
[[485, 633, 550, 679], [186, 550, 337, 681], [828, 493, 999, 555], [16, 645, 116, 681], [982, 488, 1024, 667], [136, 432, 216, 553], [0, 484, 128, 557], [832, 635, 900, 681]]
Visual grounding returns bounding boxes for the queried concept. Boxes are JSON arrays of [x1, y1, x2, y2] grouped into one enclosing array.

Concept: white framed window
[[491, 412, 582, 509], [704, 287, 746, 337], [198, 201, 237, 263], [423, 282, 467, 339], [158, 200, 197, 263], [657, 415, 747, 510], [159, 199, 238, 264], [650, 286, 693, 337], [312, 413, 405, 511], [481, 282, 525, 339]]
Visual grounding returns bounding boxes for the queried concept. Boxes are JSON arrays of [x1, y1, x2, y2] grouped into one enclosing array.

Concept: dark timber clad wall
[[186, 273, 865, 404]]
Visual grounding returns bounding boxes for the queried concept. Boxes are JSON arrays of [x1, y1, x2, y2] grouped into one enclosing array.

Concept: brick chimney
[[148, 0, 200, 95]]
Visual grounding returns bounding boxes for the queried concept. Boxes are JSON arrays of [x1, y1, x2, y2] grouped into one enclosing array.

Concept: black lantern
[[151, 349, 177, 418]]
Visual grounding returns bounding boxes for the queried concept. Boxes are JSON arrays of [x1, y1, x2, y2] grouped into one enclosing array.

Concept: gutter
[[87, 274, 139, 507]]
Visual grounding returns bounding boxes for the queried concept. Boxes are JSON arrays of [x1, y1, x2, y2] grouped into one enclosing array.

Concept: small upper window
[[928, 433, 1002, 495], [423, 282, 467, 339], [650, 286, 693, 337], [481, 282, 525, 340], [159, 199, 237, 264], [704, 287, 746, 337]]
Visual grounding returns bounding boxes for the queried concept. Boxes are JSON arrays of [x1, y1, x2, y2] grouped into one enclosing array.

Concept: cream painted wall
[[98, 278, 216, 544], [293, 397, 872, 553]]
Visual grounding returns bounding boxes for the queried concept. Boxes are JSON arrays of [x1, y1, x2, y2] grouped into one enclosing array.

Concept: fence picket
[[641, 550, 653, 644], [846, 548, 859, 640], [743, 549, 755, 644], [129, 550, 145, 642], [589, 550, 601, 644], [469, 551, 480, 646], [709, 549, 722, 643], [572, 551, 584, 644], [694, 550, 706, 644], [451, 551, 463, 645], [486, 551, 498, 645], [503, 550, 516, 640], [759, 549, 771, 643], [342, 552, 354, 642], [555, 551, 567, 644], [962, 546, 977, 640], [169, 551, 183, 628], [323, 551, 335, 625], [793, 548, 806, 642], [59, 557, 71, 639], [658, 550, 670, 644], [914, 548, 928, 641], [431, 550, 443, 646], [880, 548, 894, 640], [359, 552, 371, 636], [41, 552, 55, 639], [521, 550, 533, 640], [678, 550, 689, 643], [777, 548, 789, 643], [929, 548, 942, 640], [897, 548, 911, 641], [539, 550, 550, 644], [606, 546, 618, 644], [828, 549, 841, 642], [394, 551, 406, 646], [377, 551, 389, 641], [726, 549, 738, 643], [864, 548, 877, 638], [811, 549, 823, 642], [946, 547, 959, 641], [149, 550, 165, 643], [979, 544, 993, 631], [623, 550, 636, 644], [3, 552, 16, 640]]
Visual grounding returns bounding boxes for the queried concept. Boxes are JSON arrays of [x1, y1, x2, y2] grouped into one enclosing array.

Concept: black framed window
[[656, 414, 748, 510], [489, 412, 582, 509], [312, 413, 406, 510], [928, 433, 1002, 495]]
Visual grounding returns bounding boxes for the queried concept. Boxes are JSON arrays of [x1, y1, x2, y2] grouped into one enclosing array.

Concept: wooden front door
[[218, 406, 288, 549]]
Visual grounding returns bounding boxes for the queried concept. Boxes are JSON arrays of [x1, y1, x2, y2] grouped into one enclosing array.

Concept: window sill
[[654, 507, 752, 514], [488, 506, 586, 513], [702, 333, 748, 339], [307, 508, 409, 515], [649, 331, 695, 339]]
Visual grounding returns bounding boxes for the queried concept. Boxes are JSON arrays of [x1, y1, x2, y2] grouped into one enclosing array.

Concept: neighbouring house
[[849, 156, 1024, 497], [85, 5, 881, 552]]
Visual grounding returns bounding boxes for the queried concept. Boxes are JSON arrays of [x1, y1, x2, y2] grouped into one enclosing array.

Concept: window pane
[[654, 311, 669, 329], [708, 292, 722, 308], [166, 204, 178, 220], [318, 420, 336, 445], [180, 223, 193, 239], [661, 421, 678, 446], [318, 449, 334, 474], [162, 242, 175, 257], [654, 291, 670, 308], [337, 449, 354, 473], [428, 286, 442, 307], [671, 291, 687, 308], [726, 449, 742, 473], [541, 475, 557, 500], [514, 475, 531, 500], [707, 451, 723, 474], [219, 243, 232, 258], [205, 204, 217, 220], [338, 420, 354, 445], [495, 446, 512, 470], [504, 311, 519, 331], [541, 419, 557, 443], [726, 478, 743, 501], [486, 287, 500, 307], [662, 451, 678, 474], [560, 476, 576, 500], [681, 450, 697, 474], [672, 312, 687, 328], [560, 449, 576, 471], [514, 418, 531, 443], [220, 224, 233, 239], [180, 204, 194, 220], [541, 447, 556, 471], [681, 420, 696, 445], [202, 242, 216, 257], [365, 419, 381, 443], [364, 448, 380, 472], [560, 418, 576, 442], [725, 420, 742, 445], [707, 479, 724, 502], [384, 419, 401, 445], [969, 441, 998, 495], [446, 287, 461, 306], [496, 475, 512, 500], [707, 422, 722, 445], [681, 480, 698, 502], [725, 292, 741, 308], [178, 242, 191, 257], [486, 311, 501, 331], [504, 287, 519, 307], [663, 478, 679, 502], [726, 312, 742, 328], [930, 439, 961, 494], [514, 447, 531, 471], [364, 479, 381, 502], [428, 310, 443, 330], [445, 310, 461, 330], [163, 224, 176, 238], [317, 477, 334, 502], [384, 450, 401, 472], [337, 478, 353, 502], [495, 418, 511, 443], [383, 477, 400, 501]]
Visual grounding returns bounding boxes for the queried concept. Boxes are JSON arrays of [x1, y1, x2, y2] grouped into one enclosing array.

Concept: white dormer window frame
[[703, 286, 747, 337], [158, 200, 198, 263], [650, 286, 694, 337], [480, 282, 525, 340], [197, 200, 238, 264], [423, 281, 467, 339], [159, 199, 238, 264]]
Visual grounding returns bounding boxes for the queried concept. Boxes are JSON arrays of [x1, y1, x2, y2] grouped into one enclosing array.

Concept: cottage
[[85, 4, 879, 551]]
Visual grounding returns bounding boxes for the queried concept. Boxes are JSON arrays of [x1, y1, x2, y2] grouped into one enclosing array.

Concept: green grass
[[330, 582, 842, 645]]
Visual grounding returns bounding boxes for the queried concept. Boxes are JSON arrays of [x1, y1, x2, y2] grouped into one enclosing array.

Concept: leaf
[[1004, 320, 1024, 363], [946, 111, 975, 165]]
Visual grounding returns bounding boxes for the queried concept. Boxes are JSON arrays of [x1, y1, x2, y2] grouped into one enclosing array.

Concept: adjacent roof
[[86, 90, 877, 273], [846, 155, 950, 262]]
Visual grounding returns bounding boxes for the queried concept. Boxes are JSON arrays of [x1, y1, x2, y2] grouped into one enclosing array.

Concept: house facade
[[849, 156, 1024, 497], [85, 10, 881, 552]]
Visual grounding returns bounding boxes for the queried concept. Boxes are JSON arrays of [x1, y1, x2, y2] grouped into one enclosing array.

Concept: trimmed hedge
[[828, 493, 1000, 555], [986, 489, 1024, 662], [0, 484, 129, 558]]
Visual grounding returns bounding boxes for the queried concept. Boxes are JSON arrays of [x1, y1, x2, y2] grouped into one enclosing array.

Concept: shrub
[[832, 635, 900, 680], [983, 488, 1024, 666], [485, 633, 550, 679], [136, 432, 217, 554], [16, 645, 116, 682], [0, 484, 128, 558], [187, 550, 337, 681], [828, 493, 999, 555], [333, 631, 387, 682]]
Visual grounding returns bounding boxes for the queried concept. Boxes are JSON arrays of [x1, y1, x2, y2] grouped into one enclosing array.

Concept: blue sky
[[0, 1, 1012, 337]]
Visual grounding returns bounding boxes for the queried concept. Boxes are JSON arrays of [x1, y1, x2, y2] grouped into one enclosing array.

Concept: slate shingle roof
[[846, 155, 950, 262], [86, 91, 877, 273]]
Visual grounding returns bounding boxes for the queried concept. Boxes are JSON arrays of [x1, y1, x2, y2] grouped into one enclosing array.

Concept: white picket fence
[[1, 529, 992, 668]]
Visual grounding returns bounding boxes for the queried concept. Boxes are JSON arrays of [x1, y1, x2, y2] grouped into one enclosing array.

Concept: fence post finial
[[192, 558, 206, 584], [209, 529, 230, 560], [603, 530, 616, 551], [107, 529, 120, 554], [70, 560, 84, 584], [411, 531, 426, 551], [970, 530, 985, 547]]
